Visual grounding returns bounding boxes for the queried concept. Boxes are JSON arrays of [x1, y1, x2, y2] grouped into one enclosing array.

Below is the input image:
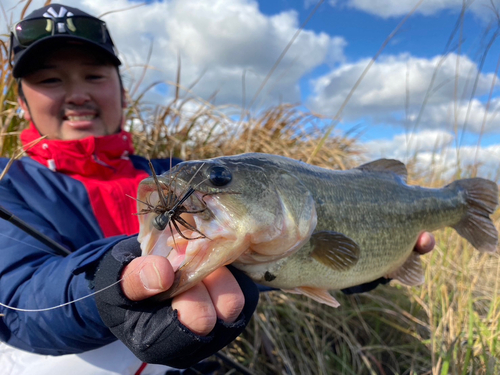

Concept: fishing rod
[[0, 205, 71, 256]]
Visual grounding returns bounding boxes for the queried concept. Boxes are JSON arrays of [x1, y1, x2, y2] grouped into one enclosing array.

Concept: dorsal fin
[[386, 252, 424, 286], [356, 159, 407, 182]]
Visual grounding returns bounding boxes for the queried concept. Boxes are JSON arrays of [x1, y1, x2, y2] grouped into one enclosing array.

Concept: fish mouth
[[136, 176, 247, 299], [135, 164, 318, 299], [137, 177, 209, 262]]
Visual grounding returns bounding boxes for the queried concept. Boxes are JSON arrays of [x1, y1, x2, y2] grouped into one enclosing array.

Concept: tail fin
[[448, 178, 498, 252]]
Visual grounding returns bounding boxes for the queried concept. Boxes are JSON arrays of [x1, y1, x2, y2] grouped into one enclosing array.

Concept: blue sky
[[258, 0, 500, 146], [3, 0, 500, 175]]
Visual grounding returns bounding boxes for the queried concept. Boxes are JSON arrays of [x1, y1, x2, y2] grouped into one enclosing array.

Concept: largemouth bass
[[136, 153, 498, 307]]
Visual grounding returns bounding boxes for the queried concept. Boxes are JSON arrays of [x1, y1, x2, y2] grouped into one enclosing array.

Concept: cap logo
[[43, 7, 75, 34], [43, 6, 74, 19]]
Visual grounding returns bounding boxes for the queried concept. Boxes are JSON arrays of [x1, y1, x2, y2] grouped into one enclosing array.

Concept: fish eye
[[208, 166, 232, 186]]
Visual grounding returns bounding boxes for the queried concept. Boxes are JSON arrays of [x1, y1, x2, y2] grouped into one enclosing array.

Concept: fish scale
[[239, 171, 462, 285]]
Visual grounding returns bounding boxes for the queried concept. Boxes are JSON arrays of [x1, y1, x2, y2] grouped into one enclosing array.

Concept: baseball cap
[[10, 3, 121, 78]]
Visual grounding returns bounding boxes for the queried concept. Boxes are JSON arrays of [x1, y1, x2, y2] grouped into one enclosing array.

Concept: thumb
[[415, 232, 435, 255], [121, 255, 175, 301]]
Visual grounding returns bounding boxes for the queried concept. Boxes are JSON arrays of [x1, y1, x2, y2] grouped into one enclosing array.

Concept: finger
[[121, 255, 175, 301], [171, 283, 217, 336], [202, 267, 245, 324], [415, 232, 435, 255]]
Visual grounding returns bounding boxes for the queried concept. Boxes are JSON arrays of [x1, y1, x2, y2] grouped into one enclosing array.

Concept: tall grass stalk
[[1, 1, 499, 374]]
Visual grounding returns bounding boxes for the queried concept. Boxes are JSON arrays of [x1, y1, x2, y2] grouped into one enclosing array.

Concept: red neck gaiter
[[20, 123, 149, 237]]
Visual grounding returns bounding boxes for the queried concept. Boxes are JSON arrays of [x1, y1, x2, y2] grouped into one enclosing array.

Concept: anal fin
[[386, 252, 424, 286], [283, 286, 340, 308]]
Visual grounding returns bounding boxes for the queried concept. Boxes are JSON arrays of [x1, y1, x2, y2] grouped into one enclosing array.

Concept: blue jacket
[[0, 128, 181, 355]]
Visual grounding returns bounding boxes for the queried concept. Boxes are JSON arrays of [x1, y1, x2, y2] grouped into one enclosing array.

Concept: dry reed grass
[[1, 1, 499, 374], [127, 94, 363, 170]]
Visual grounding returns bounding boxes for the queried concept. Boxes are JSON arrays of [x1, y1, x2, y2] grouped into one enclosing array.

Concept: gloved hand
[[93, 236, 259, 369]]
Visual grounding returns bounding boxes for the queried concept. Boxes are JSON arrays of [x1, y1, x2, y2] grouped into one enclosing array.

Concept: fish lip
[[153, 273, 182, 301], [137, 177, 215, 261], [138, 179, 244, 299], [154, 232, 242, 301], [138, 171, 251, 298]]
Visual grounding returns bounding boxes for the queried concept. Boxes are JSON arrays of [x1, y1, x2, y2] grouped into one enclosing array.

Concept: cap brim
[[13, 35, 121, 78]]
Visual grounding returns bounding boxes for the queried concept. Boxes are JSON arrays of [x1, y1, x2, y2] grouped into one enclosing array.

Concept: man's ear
[[18, 98, 32, 122], [121, 89, 128, 109]]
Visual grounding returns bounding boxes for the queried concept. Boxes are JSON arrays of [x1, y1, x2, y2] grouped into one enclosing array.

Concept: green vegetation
[[1, 1, 499, 374]]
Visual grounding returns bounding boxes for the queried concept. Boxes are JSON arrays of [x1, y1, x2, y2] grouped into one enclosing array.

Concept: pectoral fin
[[283, 286, 340, 308], [310, 231, 360, 271], [386, 252, 425, 286]]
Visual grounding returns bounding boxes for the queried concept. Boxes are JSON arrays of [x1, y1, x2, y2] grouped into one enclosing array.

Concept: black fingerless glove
[[93, 236, 259, 369]]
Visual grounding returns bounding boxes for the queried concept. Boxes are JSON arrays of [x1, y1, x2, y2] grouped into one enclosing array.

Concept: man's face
[[18, 47, 125, 140]]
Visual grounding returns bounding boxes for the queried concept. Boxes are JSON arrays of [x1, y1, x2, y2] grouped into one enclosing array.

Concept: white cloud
[[2, 0, 345, 107], [420, 143, 500, 180], [335, 0, 500, 20], [79, 0, 345, 106], [304, 0, 318, 9], [305, 0, 338, 8], [308, 53, 500, 133], [363, 129, 455, 159], [363, 130, 500, 180]]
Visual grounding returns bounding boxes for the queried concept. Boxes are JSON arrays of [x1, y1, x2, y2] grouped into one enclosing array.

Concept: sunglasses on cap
[[9, 16, 109, 66]]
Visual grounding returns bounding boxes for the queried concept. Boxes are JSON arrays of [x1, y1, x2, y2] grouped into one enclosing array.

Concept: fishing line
[[0, 232, 66, 254], [0, 280, 123, 313], [0, 222, 154, 312], [0, 254, 150, 313]]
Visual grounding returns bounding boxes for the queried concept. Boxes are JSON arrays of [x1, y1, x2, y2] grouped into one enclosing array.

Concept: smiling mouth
[[65, 115, 96, 122]]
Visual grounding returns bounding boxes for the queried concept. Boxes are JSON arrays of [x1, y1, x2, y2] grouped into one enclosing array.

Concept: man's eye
[[88, 75, 104, 81], [40, 78, 60, 84]]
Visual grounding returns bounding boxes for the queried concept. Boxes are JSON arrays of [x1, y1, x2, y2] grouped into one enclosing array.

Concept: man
[[0, 3, 434, 375]]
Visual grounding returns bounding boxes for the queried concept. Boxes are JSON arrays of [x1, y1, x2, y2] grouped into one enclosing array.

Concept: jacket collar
[[20, 122, 137, 178]]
